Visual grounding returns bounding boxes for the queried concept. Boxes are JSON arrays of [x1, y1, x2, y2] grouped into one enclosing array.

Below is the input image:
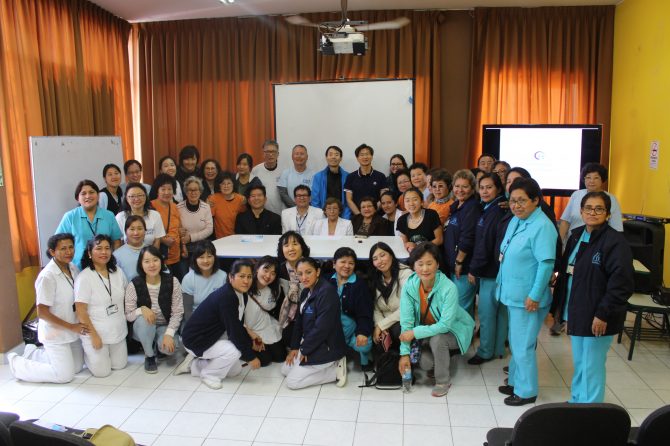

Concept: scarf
[[278, 263, 301, 328]]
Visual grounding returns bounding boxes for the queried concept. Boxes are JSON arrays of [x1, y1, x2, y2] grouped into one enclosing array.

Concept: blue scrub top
[[55, 206, 123, 268], [496, 207, 557, 308]]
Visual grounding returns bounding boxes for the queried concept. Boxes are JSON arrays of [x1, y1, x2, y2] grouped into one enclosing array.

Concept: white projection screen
[[274, 79, 414, 174]]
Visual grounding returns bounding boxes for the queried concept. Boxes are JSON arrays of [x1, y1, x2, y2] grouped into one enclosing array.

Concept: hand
[[499, 200, 509, 210], [372, 326, 382, 344], [248, 358, 261, 370], [592, 317, 608, 336], [90, 332, 103, 350], [71, 322, 90, 335], [405, 242, 416, 253], [398, 355, 411, 376], [454, 263, 463, 279], [399, 330, 415, 343], [300, 354, 308, 363], [355, 335, 368, 347], [163, 236, 175, 247], [467, 273, 476, 285], [550, 272, 558, 287], [285, 349, 298, 365], [524, 297, 539, 313], [252, 338, 265, 352], [182, 233, 191, 244], [162, 335, 175, 353], [141, 306, 156, 325], [181, 245, 189, 258]]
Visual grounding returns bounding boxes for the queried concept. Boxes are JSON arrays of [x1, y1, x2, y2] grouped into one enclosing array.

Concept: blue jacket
[[443, 195, 481, 275], [399, 271, 475, 356], [181, 283, 255, 362], [496, 207, 557, 308], [310, 166, 351, 219], [469, 196, 507, 279], [553, 225, 633, 336], [291, 278, 347, 365], [329, 276, 374, 337]]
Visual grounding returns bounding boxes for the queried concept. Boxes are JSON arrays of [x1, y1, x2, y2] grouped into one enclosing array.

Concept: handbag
[[81, 425, 136, 446], [21, 304, 42, 347], [409, 293, 434, 365]]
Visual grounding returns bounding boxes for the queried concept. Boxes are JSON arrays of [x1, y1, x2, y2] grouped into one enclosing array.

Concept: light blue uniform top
[[55, 206, 123, 269], [496, 207, 557, 308], [181, 269, 228, 310], [113, 244, 142, 282]]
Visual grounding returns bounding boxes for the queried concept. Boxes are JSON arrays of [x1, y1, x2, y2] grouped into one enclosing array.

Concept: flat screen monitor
[[482, 124, 602, 196]]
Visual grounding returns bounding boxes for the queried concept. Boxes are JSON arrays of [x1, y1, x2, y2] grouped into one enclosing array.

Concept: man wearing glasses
[[281, 185, 321, 235], [251, 140, 284, 215]]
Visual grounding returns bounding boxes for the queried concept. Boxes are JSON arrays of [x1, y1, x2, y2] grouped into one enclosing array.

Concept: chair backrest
[[635, 404, 670, 446], [9, 421, 92, 446], [0, 412, 19, 446], [509, 402, 631, 446]]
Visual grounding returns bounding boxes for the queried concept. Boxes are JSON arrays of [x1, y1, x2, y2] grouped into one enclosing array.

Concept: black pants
[[257, 341, 286, 367]]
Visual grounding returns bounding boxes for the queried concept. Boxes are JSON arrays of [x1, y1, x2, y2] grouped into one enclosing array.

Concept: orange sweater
[[428, 199, 453, 225], [150, 199, 181, 265], [209, 193, 246, 238]]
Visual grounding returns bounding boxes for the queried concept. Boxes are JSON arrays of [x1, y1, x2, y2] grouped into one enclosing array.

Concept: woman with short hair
[[177, 176, 214, 257], [397, 187, 442, 253], [116, 182, 165, 250], [351, 196, 392, 236], [113, 215, 146, 282], [98, 163, 124, 214], [208, 171, 246, 239], [309, 198, 353, 236], [151, 174, 186, 280], [181, 240, 228, 320], [199, 158, 222, 201]]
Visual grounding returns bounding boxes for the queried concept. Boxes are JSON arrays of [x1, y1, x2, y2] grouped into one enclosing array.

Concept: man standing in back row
[[278, 144, 315, 208], [251, 140, 284, 215], [344, 143, 388, 216]]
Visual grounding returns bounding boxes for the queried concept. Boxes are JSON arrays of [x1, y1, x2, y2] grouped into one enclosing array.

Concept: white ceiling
[[89, 0, 620, 23]]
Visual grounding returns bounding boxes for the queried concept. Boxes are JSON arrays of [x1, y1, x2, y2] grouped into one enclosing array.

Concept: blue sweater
[[329, 275, 374, 336], [310, 166, 351, 219], [443, 195, 481, 274]]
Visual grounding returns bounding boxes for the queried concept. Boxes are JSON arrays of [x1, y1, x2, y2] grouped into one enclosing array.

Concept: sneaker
[[144, 356, 158, 374], [202, 377, 222, 390], [174, 353, 195, 376], [467, 355, 492, 365], [431, 383, 451, 397], [550, 321, 566, 336], [336, 357, 347, 387], [156, 351, 168, 361], [7, 352, 17, 377]]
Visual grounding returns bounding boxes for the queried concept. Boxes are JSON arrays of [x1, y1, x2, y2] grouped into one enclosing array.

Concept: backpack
[[360, 350, 402, 390]]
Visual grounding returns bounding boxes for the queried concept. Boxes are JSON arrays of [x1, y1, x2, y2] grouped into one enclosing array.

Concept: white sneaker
[[7, 352, 18, 377], [336, 357, 347, 388], [202, 377, 222, 390], [173, 353, 195, 376]]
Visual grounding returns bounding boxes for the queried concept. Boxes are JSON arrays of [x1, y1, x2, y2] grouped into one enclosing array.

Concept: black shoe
[[467, 355, 492, 365], [361, 363, 375, 373], [144, 356, 158, 374], [504, 394, 536, 406], [498, 385, 514, 396], [503, 366, 509, 374], [156, 351, 168, 361]]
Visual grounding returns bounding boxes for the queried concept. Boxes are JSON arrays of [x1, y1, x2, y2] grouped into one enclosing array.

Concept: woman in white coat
[[75, 234, 128, 377], [309, 198, 353, 236], [8, 234, 87, 383]]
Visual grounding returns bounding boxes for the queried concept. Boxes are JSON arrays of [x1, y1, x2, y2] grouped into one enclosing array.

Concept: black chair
[[628, 404, 670, 445], [9, 421, 93, 446], [0, 412, 19, 446], [617, 293, 670, 360], [484, 402, 631, 446]]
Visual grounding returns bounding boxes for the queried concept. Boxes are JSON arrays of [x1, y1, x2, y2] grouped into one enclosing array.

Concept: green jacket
[[399, 271, 475, 356]]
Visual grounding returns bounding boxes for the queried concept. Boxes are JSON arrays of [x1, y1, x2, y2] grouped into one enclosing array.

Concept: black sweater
[[443, 195, 481, 275], [329, 276, 374, 336], [469, 196, 507, 279]]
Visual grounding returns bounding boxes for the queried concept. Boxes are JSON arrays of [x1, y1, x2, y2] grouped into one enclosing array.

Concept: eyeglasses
[[295, 194, 310, 199], [390, 162, 404, 166], [509, 198, 529, 207], [127, 195, 145, 200], [263, 150, 278, 155], [582, 206, 607, 215]]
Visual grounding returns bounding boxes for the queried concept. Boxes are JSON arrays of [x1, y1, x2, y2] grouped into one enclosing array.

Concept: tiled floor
[[1, 323, 669, 446]]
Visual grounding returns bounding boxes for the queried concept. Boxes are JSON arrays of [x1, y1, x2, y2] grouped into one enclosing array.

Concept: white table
[[213, 235, 410, 260]]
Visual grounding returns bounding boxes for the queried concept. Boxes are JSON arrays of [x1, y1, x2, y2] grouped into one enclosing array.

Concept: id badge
[[566, 264, 574, 275], [106, 304, 119, 316]]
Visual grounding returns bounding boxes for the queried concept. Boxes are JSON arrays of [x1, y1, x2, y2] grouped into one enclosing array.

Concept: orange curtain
[[0, 0, 133, 270], [132, 10, 444, 181]]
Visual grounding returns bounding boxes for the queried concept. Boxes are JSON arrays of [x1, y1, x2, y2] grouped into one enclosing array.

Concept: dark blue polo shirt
[[343, 168, 387, 206]]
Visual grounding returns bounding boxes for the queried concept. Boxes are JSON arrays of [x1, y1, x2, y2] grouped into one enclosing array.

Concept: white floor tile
[[303, 420, 355, 446], [85, 367, 136, 386], [237, 376, 283, 396], [317, 382, 361, 400], [637, 371, 670, 390], [224, 395, 274, 417], [0, 380, 43, 400], [159, 373, 205, 392], [140, 388, 193, 411], [40, 402, 96, 426], [627, 408, 657, 427], [128, 432, 158, 445], [182, 391, 233, 414], [353, 422, 403, 446], [3, 400, 54, 420], [61, 384, 115, 405], [312, 398, 360, 422], [403, 384, 449, 403], [198, 374, 245, 394], [267, 396, 317, 419], [403, 424, 452, 446], [202, 440, 251, 446], [356, 400, 403, 424], [21, 382, 79, 403], [120, 408, 177, 434], [162, 411, 220, 437], [447, 386, 491, 405], [122, 367, 168, 389], [154, 434, 205, 445], [254, 417, 309, 444], [654, 389, 670, 404], [450, 426, 491, 446], [492, 405, 532, 427], [99, 386, 154, 408], [450, 367, 485, 386], [535, 386, 571, 405], [209, 414, 263, 441], [611, 388, 665, 409], [404, 402, 449, 425], [448, 404, 496, 428], [276, 381, 322, 398], [360, 387, 403, 402], [74, 405, 134, 429]]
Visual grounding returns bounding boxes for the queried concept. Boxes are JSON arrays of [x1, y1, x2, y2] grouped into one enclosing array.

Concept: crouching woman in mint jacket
[[398, 243, 475, 397]]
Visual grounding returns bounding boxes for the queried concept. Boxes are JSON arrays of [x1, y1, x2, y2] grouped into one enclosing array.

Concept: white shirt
[[560, 189, 624, 233], [115, 210, 166, 247], [245, 287, 282, 344], [251, 163, 284, 214], [383, 208, 405, 237], [74, 267, 128, 344], [281, 206, 322, 235], [35, 260, 80, 344], [309, 217, 354, 236]]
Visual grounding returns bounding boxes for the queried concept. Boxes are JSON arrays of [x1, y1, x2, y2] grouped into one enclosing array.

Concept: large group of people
[[7, 142, 634, 406]]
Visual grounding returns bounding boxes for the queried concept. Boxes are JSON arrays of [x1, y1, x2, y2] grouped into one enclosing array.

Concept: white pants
[[81, 338, 128, 377], [281, 353, 338, 390], [188, 340, 243, 381], [11, 341, 84, 383]]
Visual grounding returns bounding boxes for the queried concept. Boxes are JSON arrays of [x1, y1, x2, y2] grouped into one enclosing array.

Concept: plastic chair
[[484, 402, 631, 446], [0, 412, 19, 446], [9, 421, 92, 446], [628, 404, 670, 445]]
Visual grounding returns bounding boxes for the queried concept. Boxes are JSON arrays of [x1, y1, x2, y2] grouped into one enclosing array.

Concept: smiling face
[[78, 185, 99, 211], [410, 168, 427, 190], [413, 252, 438, 285], [126, 163, 143, 183], [431, 180, 449, 200], [478, 177, 499, 203], [380, 194, 397, 216], [248, 188, 266, 211], [356, 148, 372, 168], [203, 162, 219, 181], [292, 146, 308, 169], [185, 182, 202, 204], [256, 263, 277, 289], [125, 220, 146, 247], [371, 247, 393, 275], [126, 186, 147, 213], [326, 148, 341, 169], [89, 240, 112, 268], [453, 178, 474, 203], [181, 156, 197, 173], [51, 238, 75, 266], [196, 251, 215, 275], [390, 157, 405, 174], [229, 266, 253, 294], [396, 174, 411, 193], [157, 183, 174, 204], [584, 172, 604, 193], [282, 236, 303, 264], [334, 255, 355, 281], [297, 261, 319, 289], [160, 158, 177, 177], [403, 190, 423, 214], [325, 202, 340, 221], [294, 189, 311, 210], [219, 178, 235, 196], [509, 188, 539, 220], [360, 200, 376, 219], [237, 158, 251, 175], [141, 251, 163, 280], [104, 167, 122, 188]]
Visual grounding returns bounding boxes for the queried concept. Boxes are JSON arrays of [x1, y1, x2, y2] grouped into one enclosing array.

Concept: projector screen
[[274, 79, 414, 175], [482, 124, 602, 196]]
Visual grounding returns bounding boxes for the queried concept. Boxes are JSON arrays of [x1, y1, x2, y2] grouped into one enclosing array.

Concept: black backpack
[[360, 350, 402, 390]]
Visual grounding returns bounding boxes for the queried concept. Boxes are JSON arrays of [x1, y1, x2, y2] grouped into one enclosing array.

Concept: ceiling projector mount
[[285, 0, 410, 56]]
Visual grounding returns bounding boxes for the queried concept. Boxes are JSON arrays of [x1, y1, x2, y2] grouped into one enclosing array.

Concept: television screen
[[482, 124, 602, 196]]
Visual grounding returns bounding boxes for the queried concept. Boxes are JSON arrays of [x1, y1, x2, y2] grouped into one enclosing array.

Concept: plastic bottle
[[402, 366, 412, 393]]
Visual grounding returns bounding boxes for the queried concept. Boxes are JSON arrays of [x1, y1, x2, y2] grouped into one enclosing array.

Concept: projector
[[319, 32, 367, 56]]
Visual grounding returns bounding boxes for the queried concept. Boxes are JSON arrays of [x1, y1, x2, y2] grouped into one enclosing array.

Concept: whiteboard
[[30, 136, 125, 266], [274, 79, 414, 175]]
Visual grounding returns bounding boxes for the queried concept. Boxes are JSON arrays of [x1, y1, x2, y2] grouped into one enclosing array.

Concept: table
[[213, 235, 410, 261], [633, 259, 650, 274]]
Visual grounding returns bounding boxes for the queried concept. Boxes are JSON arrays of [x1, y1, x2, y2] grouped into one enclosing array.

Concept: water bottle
[[402, 366, 412, 393]]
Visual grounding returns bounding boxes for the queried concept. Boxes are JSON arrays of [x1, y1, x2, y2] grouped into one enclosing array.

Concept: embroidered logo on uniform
[[592, 252, 602, 265], [305, 306, 314, 314]]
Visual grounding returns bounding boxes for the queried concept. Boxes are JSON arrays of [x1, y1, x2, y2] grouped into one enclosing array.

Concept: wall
[[611, 0, 670, 283]]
